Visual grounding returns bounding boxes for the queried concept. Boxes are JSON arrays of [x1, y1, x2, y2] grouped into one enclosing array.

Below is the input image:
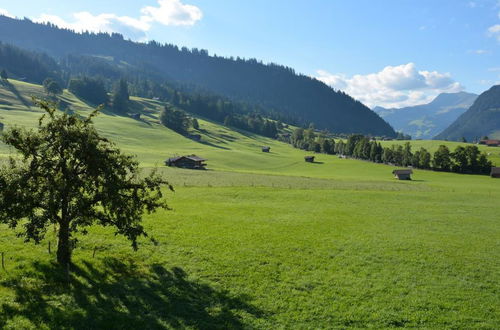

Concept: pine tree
[[112, 79, 130, 114], [0, 69, 7, 80]]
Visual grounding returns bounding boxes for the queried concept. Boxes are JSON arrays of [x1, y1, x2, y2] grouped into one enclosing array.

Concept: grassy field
[[0, 80, 499, 328]]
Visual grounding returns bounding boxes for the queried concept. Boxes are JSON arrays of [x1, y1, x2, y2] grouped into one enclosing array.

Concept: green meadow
[[0, 80, 499, 328]]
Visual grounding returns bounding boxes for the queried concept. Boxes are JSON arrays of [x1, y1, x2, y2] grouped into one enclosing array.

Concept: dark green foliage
[[111, 78, 129, 114], [43, 78, 63, 96], [0, 17, 396, 136], [451, 145, 491, 174], [290, 127, 337, 154], [396, 132, 412, 140], [192, 118, 199, 130], [0, 68, 7, 80], [0, 42, 61, 84], [0, 100, 171, 265], [68, 76, 108, 105], [160, 104, 190, 133], [290, 130, 491, 175], [432, 145, 452, 171]]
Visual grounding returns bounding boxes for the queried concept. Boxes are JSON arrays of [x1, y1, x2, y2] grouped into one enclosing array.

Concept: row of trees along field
[[287, 128, 493, 175]]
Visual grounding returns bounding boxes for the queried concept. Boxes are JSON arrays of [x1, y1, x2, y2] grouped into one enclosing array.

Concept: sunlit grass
[[0, 79, 499, 328]]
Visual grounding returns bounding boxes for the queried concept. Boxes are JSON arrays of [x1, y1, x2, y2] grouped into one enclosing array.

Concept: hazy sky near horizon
[[1, 0, 499, 108]]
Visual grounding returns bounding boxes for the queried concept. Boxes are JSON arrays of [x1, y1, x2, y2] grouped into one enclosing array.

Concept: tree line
[[288, 129, 493, 175]]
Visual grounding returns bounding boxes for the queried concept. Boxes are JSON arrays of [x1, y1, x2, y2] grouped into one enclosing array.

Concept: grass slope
[[0, 80, 499, 328]]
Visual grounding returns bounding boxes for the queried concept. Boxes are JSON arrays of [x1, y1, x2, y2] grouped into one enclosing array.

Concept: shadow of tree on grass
[[0, 257, 264, 329]]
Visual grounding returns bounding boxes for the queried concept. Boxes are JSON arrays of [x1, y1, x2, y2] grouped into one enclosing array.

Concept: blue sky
[[1, 0, 499, 108]]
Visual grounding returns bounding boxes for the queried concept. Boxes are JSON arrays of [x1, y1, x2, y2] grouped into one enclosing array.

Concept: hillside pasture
[[0, 80, 499, 328]]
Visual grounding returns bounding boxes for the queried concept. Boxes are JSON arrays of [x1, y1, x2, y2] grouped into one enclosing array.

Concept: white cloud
[[488, 24, 500, 41], [34, 12, 150, 41], [0, 8, 14, 18], [32, 0, 202, 41], [468, 1, 477, 8], [141, 0, 203, 26], [315, 63, 464, 109]]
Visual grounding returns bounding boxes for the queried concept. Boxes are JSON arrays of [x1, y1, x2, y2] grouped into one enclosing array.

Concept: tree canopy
[[0, 100, 172, 266]]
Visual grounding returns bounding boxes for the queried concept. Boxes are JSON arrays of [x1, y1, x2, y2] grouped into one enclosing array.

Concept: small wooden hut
[[304, 156, 315, 163], [490, 167, 500, 178], [262, 146, 271, 152], [479, 139, 500, 147], [165, 155, 207, 169], [392, 169, 413, 180]]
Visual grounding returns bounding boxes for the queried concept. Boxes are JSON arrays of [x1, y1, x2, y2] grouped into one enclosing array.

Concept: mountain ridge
[[435, 85, 500, 141], [0, 15, 396, 137], [373, 91, 477, 139]]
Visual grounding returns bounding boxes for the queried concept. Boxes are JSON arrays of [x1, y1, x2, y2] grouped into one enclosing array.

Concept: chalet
[[491, 167, 500, 178], [392, 169, 413, 180], [304, 156, 315, 163], [262, 146, 271, 152], [165, 155, 207, 169], [479, 139, 500, 147]]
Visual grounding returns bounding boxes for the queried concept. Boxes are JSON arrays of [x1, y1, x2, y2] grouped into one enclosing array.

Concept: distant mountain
[[373, 92, 477, 139], [435, 85, 500, 141], [0, 16, 396, 137]]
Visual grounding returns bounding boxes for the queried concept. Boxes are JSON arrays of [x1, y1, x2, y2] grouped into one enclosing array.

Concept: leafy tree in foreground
[[0, 100, 172, 266]]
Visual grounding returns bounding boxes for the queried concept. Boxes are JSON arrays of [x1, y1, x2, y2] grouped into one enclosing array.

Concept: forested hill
[[435, 85, 500, 141], [0, 16, 395, 137]]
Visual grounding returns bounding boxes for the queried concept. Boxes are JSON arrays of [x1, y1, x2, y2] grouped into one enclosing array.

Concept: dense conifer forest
[[0, 16, 396, 137]]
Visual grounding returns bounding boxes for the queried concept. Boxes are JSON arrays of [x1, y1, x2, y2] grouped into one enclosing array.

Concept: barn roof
[[481, 139, 500, 145], [185, 155, 207, 161], [392, 169, 413, 175], [168, 156, 183, 162], [167, 155, 207, 162]]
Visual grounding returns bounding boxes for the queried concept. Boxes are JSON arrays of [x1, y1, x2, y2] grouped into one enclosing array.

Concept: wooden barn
[[392, 169, 413, 180], [491, 167, 500, 178], [304, 156, 315, 163], [165, 155, 207, 169], [479, 139, 500, 147], [262, 146, 271, 152]]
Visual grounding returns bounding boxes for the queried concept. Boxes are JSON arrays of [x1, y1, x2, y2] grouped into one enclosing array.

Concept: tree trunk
[[57, 220, 71, 265]]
